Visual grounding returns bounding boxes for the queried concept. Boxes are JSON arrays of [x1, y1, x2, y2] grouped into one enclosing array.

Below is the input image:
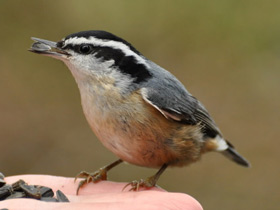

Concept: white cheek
[[63, 53, 115, 80], [63, 53, 134, 95]]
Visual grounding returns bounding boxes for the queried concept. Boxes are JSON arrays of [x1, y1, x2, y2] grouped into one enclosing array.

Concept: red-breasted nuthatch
[[30, 30, 250, 193]]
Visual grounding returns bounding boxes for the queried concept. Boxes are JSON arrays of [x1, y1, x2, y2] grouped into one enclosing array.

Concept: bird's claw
[[123, 177, 157, 191], [75, 169, 107, 194], [123, 179, 145, 191]]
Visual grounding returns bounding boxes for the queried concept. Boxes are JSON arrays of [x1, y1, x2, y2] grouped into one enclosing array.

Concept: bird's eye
[[79, 44, 93, 54]]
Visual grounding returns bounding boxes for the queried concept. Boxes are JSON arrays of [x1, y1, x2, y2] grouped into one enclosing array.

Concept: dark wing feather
[[193, 102, 222, 137], [141, 88, 222, 138], [140, 62, 222, 138], [141, 87, 197, 125]]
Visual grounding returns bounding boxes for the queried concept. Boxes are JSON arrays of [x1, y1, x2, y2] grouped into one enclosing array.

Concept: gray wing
[[141, 62, 222, 138]]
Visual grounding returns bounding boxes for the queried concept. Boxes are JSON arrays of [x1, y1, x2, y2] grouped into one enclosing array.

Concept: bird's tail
[[221, 142, 251, 167]]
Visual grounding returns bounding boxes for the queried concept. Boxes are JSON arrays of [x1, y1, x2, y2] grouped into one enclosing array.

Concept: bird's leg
[[75, 159, 123, 194], [123, 164, 168, 191]]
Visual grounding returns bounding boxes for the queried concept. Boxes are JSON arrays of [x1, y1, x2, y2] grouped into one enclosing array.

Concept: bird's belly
[[94, 126, 169, 168], [84, 105, 174, 167], [80, 88, 203, 168]]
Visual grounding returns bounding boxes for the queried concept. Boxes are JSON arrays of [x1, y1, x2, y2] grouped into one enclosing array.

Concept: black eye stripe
[[92, 46, 152, 83], [59, 43, 99, 56], [59, 43, 94, 54]]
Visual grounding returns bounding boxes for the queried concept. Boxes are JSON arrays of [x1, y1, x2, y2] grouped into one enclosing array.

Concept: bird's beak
[[29, 37, 70, 59]]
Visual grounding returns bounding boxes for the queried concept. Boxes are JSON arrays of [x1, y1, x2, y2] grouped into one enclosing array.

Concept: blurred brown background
[[0, 1, 279, 209]]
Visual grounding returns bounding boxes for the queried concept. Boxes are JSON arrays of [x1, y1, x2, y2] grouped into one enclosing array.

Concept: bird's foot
[[123, 175, 158, 191], [74, 169, 107, 194], [74, 159, 123, 195]]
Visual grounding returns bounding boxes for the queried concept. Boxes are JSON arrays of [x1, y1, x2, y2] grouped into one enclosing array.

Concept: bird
[[29, 30, 250, 193]]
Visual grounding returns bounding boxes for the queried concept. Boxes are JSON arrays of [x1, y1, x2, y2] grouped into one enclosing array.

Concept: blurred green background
[[0, 0, 279, 209]]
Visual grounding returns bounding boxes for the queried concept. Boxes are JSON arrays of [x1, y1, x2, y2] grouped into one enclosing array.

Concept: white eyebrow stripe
[[64, 37, 149, 68]]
